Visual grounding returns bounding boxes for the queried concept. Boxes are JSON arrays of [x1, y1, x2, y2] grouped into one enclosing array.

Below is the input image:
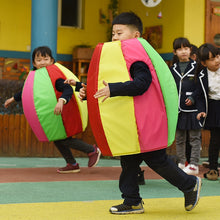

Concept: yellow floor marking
[[0, 196, 219, 220]]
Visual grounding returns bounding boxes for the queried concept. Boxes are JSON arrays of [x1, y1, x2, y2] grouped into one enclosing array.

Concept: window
[[58, 0, 83, 28]]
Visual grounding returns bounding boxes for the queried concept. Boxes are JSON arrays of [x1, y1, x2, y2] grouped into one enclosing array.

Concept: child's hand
[[54, 99, 65, 115], [64, 79, 76, 86], [4, 97, 15, 108], [94, 80, 110, 102], [78, 83, 87, 101], [197, 112, 206, 120], [185, 98, 192, 106]]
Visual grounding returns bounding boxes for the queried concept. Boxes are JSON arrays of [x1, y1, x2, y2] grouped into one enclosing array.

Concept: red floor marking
[[0, 166, 207, 183]]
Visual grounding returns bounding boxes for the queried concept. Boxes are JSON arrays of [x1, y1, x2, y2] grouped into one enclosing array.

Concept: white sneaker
[[178, 163, 185, 169], [183, 164, 199, 175]]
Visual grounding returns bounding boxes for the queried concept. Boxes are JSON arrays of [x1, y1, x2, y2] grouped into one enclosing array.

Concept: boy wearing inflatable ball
[[68, 12, 202, 215]]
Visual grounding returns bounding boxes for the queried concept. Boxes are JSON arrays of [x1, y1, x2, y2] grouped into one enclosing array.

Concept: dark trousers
[[54, 137, 94, 164], [186, 132, 191, 163], [119, 148, 197, 205], [208, 128, 220, 170]]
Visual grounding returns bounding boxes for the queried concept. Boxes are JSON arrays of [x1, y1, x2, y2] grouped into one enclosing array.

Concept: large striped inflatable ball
[[22, 63, 88, 142], [87, 38, 178, 156]]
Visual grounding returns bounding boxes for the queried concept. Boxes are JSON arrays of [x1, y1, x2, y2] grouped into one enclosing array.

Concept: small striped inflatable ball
[[22, 63, 88, 142]]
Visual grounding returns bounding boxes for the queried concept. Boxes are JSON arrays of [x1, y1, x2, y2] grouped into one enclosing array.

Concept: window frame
[[58, 0, 83, 29]]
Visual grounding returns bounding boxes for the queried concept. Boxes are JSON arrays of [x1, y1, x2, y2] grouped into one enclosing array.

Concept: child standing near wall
[[196, 43, 220, 180], [185, 44, 199, 164], [4, 46, 101, 173], [170, 38, 202, 175]]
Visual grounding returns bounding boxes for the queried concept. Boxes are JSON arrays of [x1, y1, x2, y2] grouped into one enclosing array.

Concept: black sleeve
[[75, 81, 83, 92], [55, 78, 73, 103], [14, 91, 22, 102], [194, 76, 206, 113], [109, 61, 152, 97]]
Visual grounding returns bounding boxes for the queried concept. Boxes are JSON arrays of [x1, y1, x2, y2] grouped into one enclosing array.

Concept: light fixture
[[141, 0, 162, 7]]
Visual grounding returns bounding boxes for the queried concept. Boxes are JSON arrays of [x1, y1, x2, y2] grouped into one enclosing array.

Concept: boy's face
[[112, 24, 140, 42], [33, 54, 54, 70]]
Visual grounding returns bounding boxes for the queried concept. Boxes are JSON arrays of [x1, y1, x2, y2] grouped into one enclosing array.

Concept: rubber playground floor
[[0, 157, 220, 220]]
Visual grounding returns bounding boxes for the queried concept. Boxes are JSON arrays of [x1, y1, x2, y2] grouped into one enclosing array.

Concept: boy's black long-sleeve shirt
[[109, 61, 152, 97], [24, 61, 151, 103], [14, 78, 73, 103]]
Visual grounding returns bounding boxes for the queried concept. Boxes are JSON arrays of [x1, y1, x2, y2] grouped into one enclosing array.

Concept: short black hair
[[173, 37, 191, 51], [112, 12, 143, 35], [32, 46, 54, 63], [190, 44, 198, 56], [198, 43, 218, 62], [217, 47, 220, 55]]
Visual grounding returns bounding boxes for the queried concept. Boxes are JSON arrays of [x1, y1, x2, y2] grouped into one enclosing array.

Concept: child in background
[[4, 46, 101, 173], [196, 43, 220, 180], [201, 47, 220, 170], [185, 44, 199, 164], [190, 44, 198, 61], [170, 38, 202, 175], [89, 12, 201, 214]]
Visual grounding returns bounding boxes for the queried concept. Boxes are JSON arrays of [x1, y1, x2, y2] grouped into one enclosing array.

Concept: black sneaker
[[109, 202, 144, 214], [202, 160, 209, 168], [138, 170, 145, 185], [202, 161, 220, 170], [184, 177, 202, 211]]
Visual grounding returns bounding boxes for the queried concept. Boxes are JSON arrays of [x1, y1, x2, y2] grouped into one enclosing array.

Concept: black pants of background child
[[208, 128, 220, 170]]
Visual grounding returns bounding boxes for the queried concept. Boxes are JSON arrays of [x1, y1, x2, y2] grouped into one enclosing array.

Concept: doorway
[[205, 0, 220, 47]]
